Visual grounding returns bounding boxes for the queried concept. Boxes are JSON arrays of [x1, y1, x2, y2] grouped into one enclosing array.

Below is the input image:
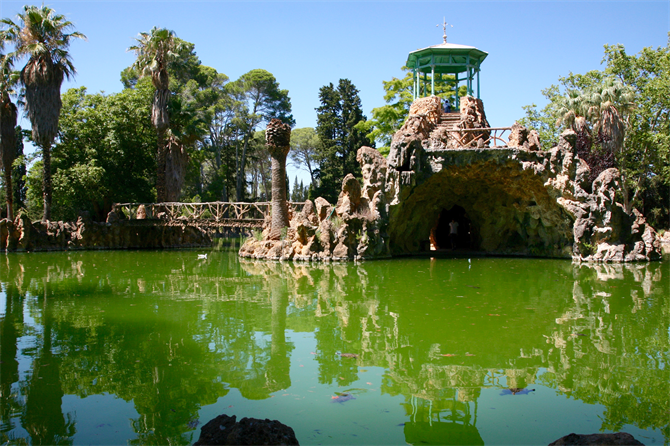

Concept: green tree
[[602, 39, 670, 228], [233, 69, 293, 202], [520, 38, 669, 229], [47, 82, 156, 221], [356, 66, 458, 154], [1, 5, 86, 221], [190, 69, 238, 201], [289, 127, 319, 185], [314, 79, 371, 203]]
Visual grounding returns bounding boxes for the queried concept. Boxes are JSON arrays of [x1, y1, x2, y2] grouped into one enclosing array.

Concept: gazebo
[[406, 32, 487, 106]]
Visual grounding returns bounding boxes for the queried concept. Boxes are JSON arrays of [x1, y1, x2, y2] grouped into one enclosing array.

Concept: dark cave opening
[[431, 205, 477, 250]]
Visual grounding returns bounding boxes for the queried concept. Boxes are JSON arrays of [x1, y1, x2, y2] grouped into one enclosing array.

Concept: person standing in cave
[[449, 218, 459, 249]]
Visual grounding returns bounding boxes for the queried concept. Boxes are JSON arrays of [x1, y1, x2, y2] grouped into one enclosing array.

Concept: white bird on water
[[198, 254, 208, 260]]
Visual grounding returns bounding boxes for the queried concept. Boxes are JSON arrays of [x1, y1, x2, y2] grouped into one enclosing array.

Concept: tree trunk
[[236, 132, 251, 202], [165, 138, 188, 202], [270, 154, 289, 239], [1, 100, 17, 221], [42, 143, 52, 221], [266, 119, 292, 240], [156, 128, 167, 202], [5, 167, 13, 221]]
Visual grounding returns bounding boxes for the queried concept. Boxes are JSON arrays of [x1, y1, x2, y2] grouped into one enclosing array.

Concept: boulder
[[335, 174, 362, 217], [314, 197, 332, 222], [194, 414, 299, 446]]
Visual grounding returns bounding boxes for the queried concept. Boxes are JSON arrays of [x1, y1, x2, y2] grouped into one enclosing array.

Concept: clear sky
[[2, 1, 669, 181]]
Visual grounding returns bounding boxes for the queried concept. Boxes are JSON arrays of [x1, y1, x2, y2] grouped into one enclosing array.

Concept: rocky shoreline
[[0, 213, 211, 252]]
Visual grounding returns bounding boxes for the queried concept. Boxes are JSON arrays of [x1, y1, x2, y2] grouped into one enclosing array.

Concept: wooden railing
[[112, 201, 307, 228]]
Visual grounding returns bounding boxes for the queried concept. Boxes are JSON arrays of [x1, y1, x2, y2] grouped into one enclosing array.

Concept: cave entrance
[[431, 205, 475, 250]]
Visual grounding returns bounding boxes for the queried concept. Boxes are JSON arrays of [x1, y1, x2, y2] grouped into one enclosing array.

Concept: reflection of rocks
[[194, 414, 299, 445], [549, 432, 644, 445]]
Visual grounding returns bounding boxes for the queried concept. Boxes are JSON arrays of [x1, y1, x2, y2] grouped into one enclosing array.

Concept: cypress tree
[[314, 79, 372, 203]]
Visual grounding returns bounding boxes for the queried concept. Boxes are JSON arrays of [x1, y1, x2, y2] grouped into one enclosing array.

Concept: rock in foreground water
[[548, 432, 644, 445], [194, 414, 299, 445]]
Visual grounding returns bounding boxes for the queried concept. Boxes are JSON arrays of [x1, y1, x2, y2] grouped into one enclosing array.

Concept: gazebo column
[[413, 68, 417, 99], [454, 76, 460, 109], [477, 70, 480, 98], [430, 65, 435, 96]]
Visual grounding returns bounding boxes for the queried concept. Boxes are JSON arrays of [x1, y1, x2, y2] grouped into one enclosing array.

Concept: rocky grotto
[[239, 96, 662, 263]]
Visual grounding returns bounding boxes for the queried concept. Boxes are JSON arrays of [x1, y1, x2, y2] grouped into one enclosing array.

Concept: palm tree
[[585, 78, 635, 154], [266, 118, 291, 240], [0, 46, 19, 220], [2, 5, 85, 221], [556, 89, 592, 152], [129, 27, 184, 203]]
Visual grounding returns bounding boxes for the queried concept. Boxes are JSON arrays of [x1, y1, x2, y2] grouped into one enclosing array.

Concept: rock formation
[[240, 96, 661, 263], [0, 211, 211, 252], [239, 146, 391, 261]]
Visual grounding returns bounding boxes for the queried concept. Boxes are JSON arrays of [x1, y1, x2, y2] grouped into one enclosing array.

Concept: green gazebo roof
[[406, 42, 488, 75]]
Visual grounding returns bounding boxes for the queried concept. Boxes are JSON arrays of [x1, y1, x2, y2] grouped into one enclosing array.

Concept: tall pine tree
[[314, 79, 371, 203]]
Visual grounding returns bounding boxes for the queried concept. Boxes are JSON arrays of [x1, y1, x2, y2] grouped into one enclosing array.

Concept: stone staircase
[[437, 111, 461, 131], [429, 112, 461, 145]]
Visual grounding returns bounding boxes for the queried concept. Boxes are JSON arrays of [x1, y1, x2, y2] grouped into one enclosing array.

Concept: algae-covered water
[[0, 250, 668, 445]]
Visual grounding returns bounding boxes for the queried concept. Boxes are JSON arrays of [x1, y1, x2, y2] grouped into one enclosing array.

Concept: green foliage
[[46, 82, 156, 221], [24, 159, 43, 221], [356, 66, 457, 153], [330, 215, 343, 230], [290, 127, 319, 184], [232, 69, 294, 201], [290, 176, 307, 201], [314, 79, 371, 203], [602, 38, 670, 229], [519, 36, 670, 229]]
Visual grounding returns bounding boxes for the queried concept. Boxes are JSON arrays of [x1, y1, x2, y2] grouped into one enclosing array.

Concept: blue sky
[[2, 1, 669, 182]]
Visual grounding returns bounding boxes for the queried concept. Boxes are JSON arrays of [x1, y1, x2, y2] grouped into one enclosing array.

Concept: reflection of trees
[[242, 259, 668, 442], [0, 252, 296, 444], [1, 283, 24, 444], [1, 253, 667, 444], [541, 263, 669, 439], [21, 288, 76, 445]]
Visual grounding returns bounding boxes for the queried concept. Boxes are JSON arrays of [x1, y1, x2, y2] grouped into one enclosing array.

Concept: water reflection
[[0, 252, 667, 444]]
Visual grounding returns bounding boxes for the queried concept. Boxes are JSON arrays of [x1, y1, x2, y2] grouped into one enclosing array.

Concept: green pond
[[0, 250, 668, 445]]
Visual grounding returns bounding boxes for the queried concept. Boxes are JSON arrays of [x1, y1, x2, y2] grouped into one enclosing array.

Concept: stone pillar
[[266, 119, 291, 240]]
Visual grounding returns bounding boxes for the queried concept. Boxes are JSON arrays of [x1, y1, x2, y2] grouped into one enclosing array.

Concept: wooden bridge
[[112, 201, 307, 229]]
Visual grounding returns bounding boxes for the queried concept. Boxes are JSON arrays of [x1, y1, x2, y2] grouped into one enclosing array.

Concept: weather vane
[[437, 17, 453, 43]]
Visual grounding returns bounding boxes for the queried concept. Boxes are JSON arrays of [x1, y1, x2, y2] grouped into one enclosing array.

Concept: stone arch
[[388, 160, 575, 257]]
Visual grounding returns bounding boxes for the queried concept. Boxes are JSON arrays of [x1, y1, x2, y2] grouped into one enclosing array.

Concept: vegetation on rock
[[520, 37, 670, 230]]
